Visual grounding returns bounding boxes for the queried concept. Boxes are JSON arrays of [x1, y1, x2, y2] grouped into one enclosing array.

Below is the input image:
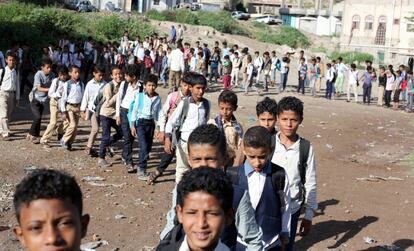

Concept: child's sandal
[[147, 171, 161, 185]]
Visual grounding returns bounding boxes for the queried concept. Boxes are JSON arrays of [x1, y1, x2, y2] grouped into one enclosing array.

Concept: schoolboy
[[208, 90, 243, 167], [361, 66, 375, 105], [406, 70, 414, 112], [239, 126, 291, 250], [148, 73, 192, 185], [27, 59, 55, 144], [222, 55, 232, 90], [60, 65, 84, 150], [271, 96, 317, 251], [80, 66, 106, 156], [297, 57, 307, 95], [97, 66, 124, 168], [335, 57, 348, 97], [325, 63, 334, 99], [157, 167, 233, 251], [256, 97, 278, 141], [165, 73, 210, 183], [377, 66, 387, 106], [0, 52, 19, 140], [116, 64, 143, 172], [40, 66, 69, 148], [244, 55, 254, 95], [159, 124, 263, 250], [13, 169, 90, 251], [130, 74, 162, 180], [231, 52, 241, 88]]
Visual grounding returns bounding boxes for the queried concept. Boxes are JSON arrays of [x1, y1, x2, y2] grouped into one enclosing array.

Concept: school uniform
[[271, 133, 317, 251], [308, 64, 318, 96], [59, 52, 72, 67], [253, 56, 263, 85], [385, 75, 395, 107], [245, 63, 254, 94], [325, 67, 334, 99], [377, 74, 387, 106], [297, 64, 307, 94], [335, 62, 348, 94], [29, 70, 55, 137], [362, 71, 374, 104], [236, 160, 291, 250], [129, 91, 161, 174], [60, 79, 84, 145], [98, 81, 123, 159], [0, 66, 19, 137], [81, 79, 106, 149], [72, 52, 84, 68], [347, 70, 359, 102], [116, 81, 143, 165], [41, 77, 66, 143], [156, 90, 189, 174], [208, 115, 243, 167], [165, 96, 210, 183], [280, 61, 289, 92], [231, 57, 241, 86]]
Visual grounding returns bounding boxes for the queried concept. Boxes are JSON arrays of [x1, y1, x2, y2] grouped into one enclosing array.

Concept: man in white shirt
[[168, 44, 185, 91], [271, 96, 317, 251], [231, 52, 241, 87], [0, 53, 19, 140], [253, 51, 263, 85]]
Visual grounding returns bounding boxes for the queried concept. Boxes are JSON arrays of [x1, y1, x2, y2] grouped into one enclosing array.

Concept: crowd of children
[[2, 30, 413, 251]]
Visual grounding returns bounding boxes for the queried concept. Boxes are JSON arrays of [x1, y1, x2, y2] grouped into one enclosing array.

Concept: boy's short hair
[[57, 65, 69, 75], [68, 65, 80, 72], [145, 74, 158, 85], [218, 90, 238, 110], [5, 51, 16, 59], [187, 72, 207, 87], [188, 124, 226, 154], [111, 65, 121, 74], [125, 64, 141, 78], [243, 126, 272, 150], [13, 169, 83, 223], [93, 65, 106, 74], [177, 167, 233, 213], [41, 58, 52, 67], [277, 96, 304, 119], [256, 97, 277, 117], [351, 63, 356, 69], [327, 63, 331, 68]]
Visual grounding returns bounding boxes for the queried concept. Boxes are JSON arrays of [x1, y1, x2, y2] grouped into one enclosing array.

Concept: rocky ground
[[0, 76, 413, 250]]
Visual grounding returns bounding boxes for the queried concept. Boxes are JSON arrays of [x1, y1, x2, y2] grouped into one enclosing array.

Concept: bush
[[175, 9, 198, 25], [329, 51, 374, 65], [146, 9, 168, 21], [256, 25, 310, 49]]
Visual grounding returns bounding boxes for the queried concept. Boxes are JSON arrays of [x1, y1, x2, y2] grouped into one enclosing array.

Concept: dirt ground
[[0, 76, 414, 250]]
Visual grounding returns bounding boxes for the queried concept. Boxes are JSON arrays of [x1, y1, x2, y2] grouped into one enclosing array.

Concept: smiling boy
[[13, 169, 89, 251]]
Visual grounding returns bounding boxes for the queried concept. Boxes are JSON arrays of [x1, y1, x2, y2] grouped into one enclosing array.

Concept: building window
[[394, 19, 400, 25], [375, 16, 387, 45], [153, 0, 160, 5], [352, 15, 361, 29], [407, 23, 414, 32], [365, 15, 374, 30]]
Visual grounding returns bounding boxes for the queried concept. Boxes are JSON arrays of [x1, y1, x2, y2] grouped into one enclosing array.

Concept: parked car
[[231, 11, 250, 20], [174, 2, 192, 9], [64, 0, 79, 10], [105, 1, 122, 12], [254, 15, 283, 25], [191, 3, 201, 11], [77, 0, 98, 12]]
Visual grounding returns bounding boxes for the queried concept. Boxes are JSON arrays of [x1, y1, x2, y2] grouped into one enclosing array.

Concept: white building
[[340, 0, 414, 64]]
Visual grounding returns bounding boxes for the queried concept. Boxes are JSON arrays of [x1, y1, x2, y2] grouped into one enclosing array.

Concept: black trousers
[[29, 99, 45, 137], [385, 90, 392, 107]]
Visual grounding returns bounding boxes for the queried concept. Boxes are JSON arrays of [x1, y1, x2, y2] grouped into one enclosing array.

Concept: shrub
[[146, 9, 168, 21], [329, 51, 374, 65], [256, 25, 310, 49], [175, 9, 198, 25], [197, 11, 247, 35]]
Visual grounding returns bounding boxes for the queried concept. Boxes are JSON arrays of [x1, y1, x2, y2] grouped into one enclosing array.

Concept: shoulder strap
[[178, 98, 190, 131], [0, 68, 5, 86], [299, 138, 311, 185], [270, 163, 286, 193], [202, 98, 210, 121], [169, 91, 180, 109], [121, 82, 129, 101]]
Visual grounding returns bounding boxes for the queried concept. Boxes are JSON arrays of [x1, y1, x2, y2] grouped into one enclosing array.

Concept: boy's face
[[180, 82, 190, 96], [42, 64, 52, 75], [145, 81, 157, 95], [277, 110, 302, 138], [70, 68, 80, 81], [219, 102, 235, 121], [58, 73, 68, 82], [188, 144, 223, 169], [14, 199, 89, 251], [243, 146, 270, 173], [125, 74, 135, 83], [177, 192, 227, 251], [257, 112, 276, 132], [190, 84, 206, 102], [111, 69, 122, 83], [6, 56, 16, 68]]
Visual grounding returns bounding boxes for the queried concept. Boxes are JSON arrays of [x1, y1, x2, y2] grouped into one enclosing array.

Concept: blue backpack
[[127, 91, 145, 127]]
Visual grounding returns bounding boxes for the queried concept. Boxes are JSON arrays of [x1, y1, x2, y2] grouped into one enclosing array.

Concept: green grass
[[328, 51, 374, 65], [255, 25, 310, 49]]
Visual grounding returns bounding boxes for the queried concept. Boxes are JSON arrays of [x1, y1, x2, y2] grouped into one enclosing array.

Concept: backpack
[[167, 91, 181, 118], [172, 97, 210, 146], [275, 58, 281, 71], [120, 81, 143, 102], [298, 138, 311, 193], [93, 81, 115, 115], [144, 56, 153, 69]]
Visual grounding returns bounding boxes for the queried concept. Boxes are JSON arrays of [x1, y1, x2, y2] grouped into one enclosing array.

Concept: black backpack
[[93, 81, 114, 115]]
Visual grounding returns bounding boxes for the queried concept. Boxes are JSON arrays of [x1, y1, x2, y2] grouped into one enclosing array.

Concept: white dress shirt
[[60, 80, 84, 112], [271, 132, 317, 220], [247, 171, 266, 210], [115, 81, 142, 117], [179, 236, 229, 251], [80, 79, 105, 112], [169, 48, 185, 72], [0, 66, 20, 100], [48, 78, 65, 99]]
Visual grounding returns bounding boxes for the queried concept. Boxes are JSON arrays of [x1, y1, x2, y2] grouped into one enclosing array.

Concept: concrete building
[[340, 0, 414, 64], [89, 0, 177, 12]]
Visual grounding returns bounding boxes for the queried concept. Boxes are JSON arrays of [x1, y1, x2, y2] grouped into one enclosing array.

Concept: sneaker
[[137, 170, 149, 181], [106, 146, 115, 158], [125, 164, 136, 173], [2, 134, 10, 141], [40, 140, 51, 148], [98, 158, 112, 168], [31, 137, 40, 144], [60, 139, 71, 151], [85, 147, 98, 157]]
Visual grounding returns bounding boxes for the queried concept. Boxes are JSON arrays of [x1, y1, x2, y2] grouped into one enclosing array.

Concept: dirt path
[[0, 83, 413, 250]]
